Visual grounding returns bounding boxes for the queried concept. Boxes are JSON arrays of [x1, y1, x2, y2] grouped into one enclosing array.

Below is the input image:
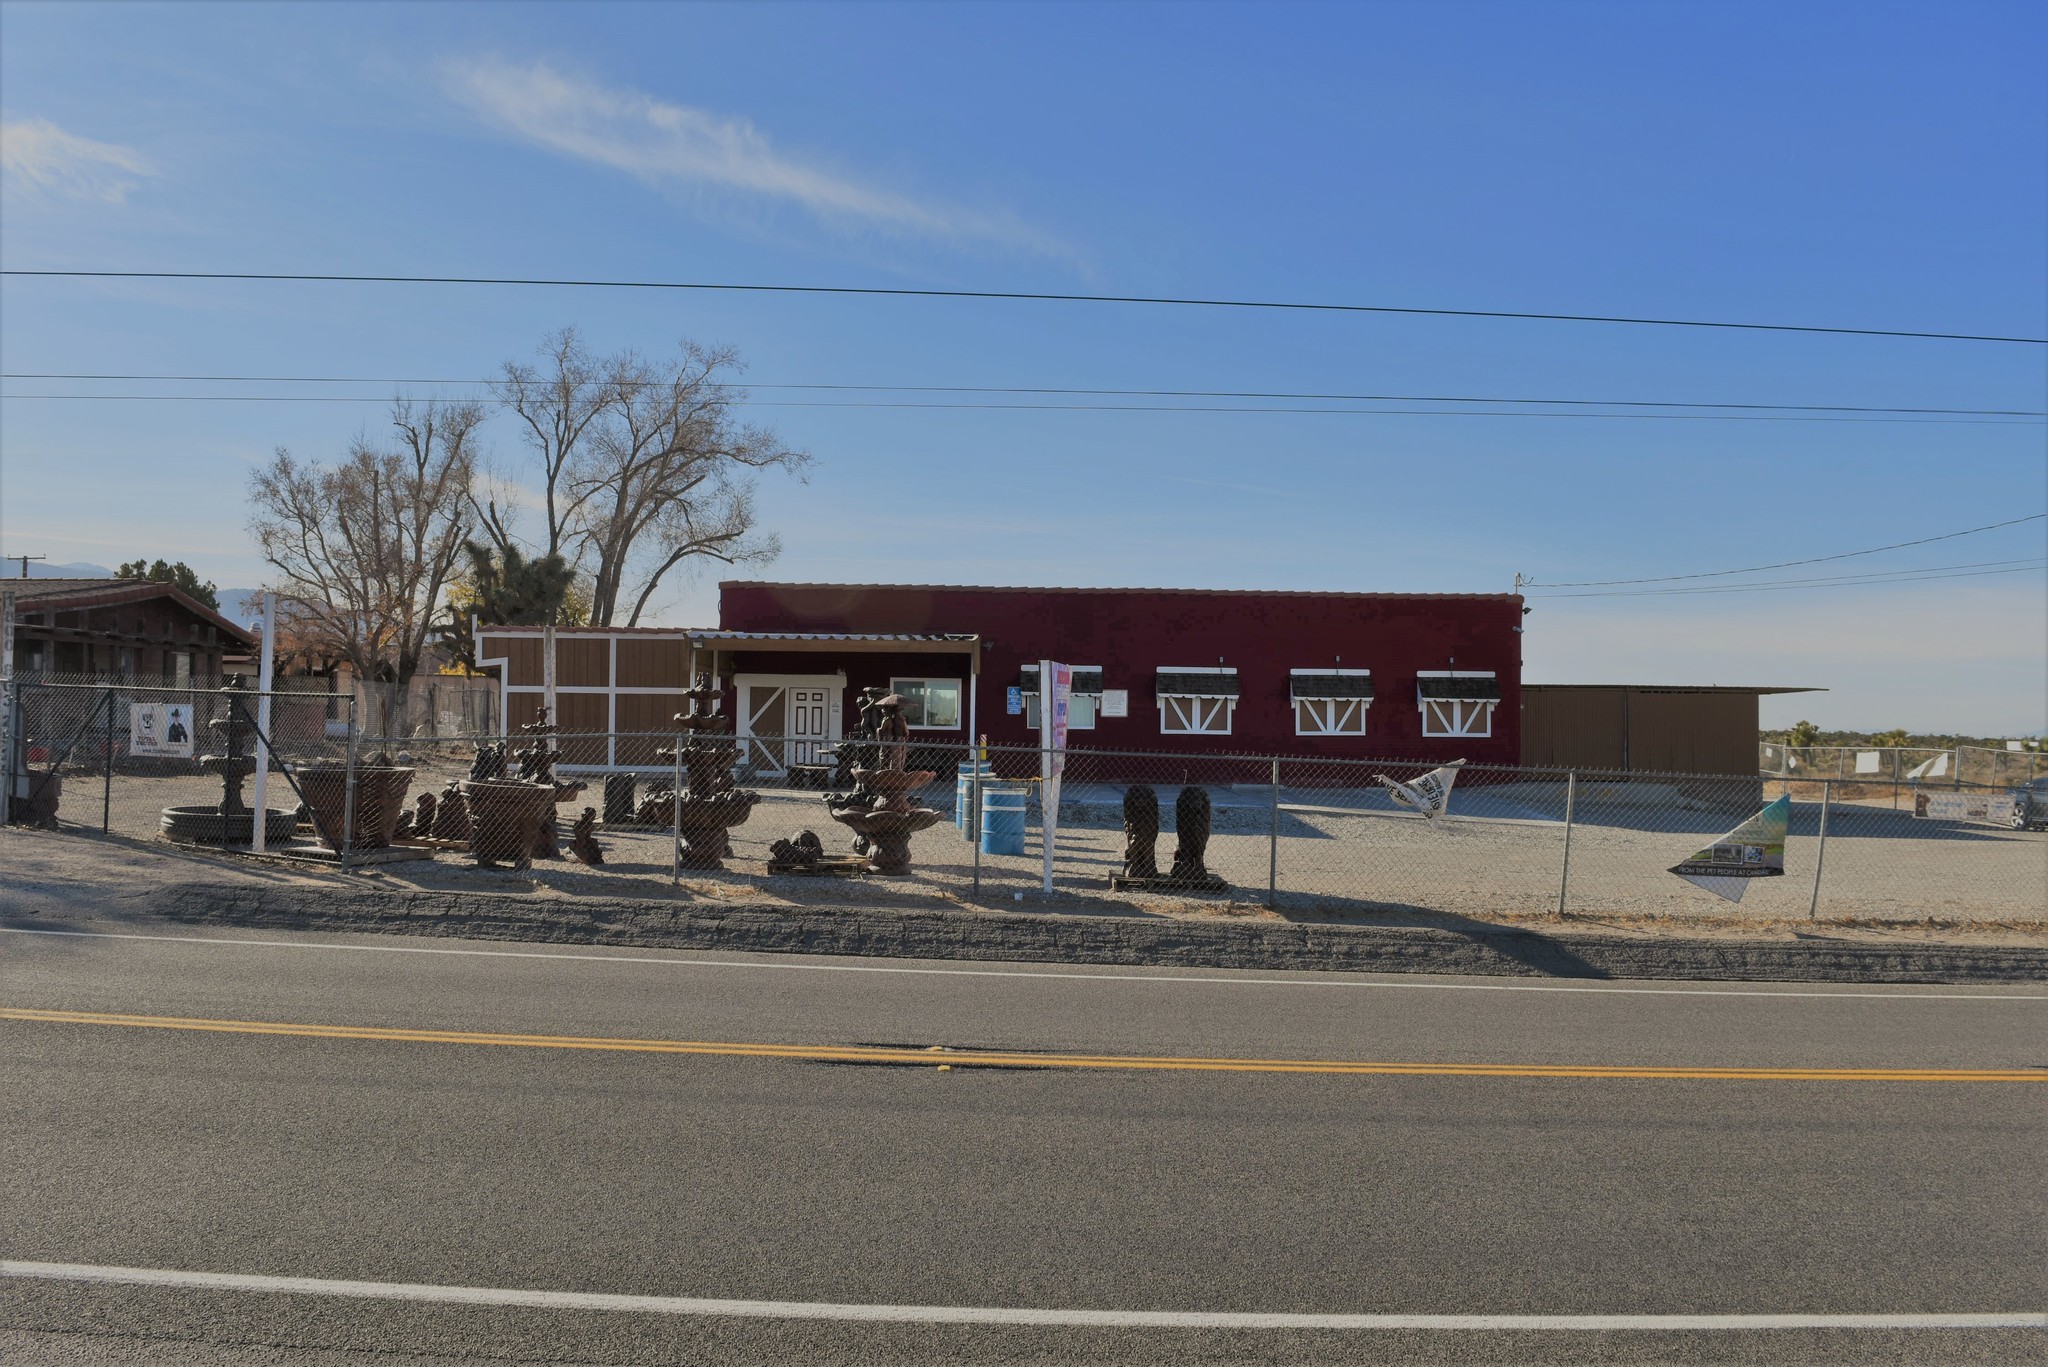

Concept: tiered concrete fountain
[[657, 675, 758, 870], [825, 692, 943, 876], [160, 674, 298, 845]]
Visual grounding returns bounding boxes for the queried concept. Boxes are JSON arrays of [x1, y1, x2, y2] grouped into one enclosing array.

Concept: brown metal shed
[[1520, 684, 1820, 777]]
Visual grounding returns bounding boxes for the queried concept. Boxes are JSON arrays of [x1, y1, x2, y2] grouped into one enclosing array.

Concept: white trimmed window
[[1417, 671, 1499, 737], [1157, 667, 1239, 735], [1291, 669, 1373, 736], [1021, 665, 1100, 730], [890, 677, 962, 730]]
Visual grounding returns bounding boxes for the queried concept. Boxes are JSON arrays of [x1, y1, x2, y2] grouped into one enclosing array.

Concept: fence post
[[971, 757, 983, 897], [0, 590, 13, 820], [339, 708, 360, 876], [1807, 779, 1831, 920], [101, 689, 113, 833], [1267, 757, 1280, 908], [1557, 770, 1577, 918], [670, 730, 683, 886]]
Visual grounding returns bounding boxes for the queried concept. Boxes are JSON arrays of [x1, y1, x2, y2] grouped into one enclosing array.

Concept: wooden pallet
[[1107, 872, 1230, 894], [392, 836, 468, 852], [766, 854, 872, 878]]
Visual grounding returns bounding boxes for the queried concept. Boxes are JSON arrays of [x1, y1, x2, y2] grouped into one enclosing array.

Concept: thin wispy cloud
[[0, 117, 155, 203], [442, 57, 1070, 259]]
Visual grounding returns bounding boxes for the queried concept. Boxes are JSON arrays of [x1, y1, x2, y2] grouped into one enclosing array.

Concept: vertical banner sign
[[1040, 660, 1071, 894]]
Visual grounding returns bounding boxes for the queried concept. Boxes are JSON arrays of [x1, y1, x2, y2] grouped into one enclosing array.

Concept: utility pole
[[9, 555, 47, 579]]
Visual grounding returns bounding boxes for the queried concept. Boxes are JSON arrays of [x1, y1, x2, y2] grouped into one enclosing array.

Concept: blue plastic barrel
[[955, 761, 992, 836], [980, 784, 1028, 856]]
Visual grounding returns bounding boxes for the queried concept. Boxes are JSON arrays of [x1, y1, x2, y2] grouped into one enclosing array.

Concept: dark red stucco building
[[712, 581, 1523, 769]]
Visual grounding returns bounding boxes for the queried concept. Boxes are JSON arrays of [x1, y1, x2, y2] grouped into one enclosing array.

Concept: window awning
[[1017, 665, 1103, 694], [1156, 668, 1240, 698], [1291, 671, 1374, 700], [1416, 674, 1501, 701]]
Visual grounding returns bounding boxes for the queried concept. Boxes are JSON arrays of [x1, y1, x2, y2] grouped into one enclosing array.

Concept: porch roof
[[688, 630, 981, 672]]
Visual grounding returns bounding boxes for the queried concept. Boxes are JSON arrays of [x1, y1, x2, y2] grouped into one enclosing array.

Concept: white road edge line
[[1, 925, 2041, 1001], [3, 1261, 2041, 1331]]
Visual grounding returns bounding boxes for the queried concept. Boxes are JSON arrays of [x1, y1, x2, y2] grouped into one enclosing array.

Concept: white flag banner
[[1905, 752, 1950, 780], [1374, 760, 1465, 819]]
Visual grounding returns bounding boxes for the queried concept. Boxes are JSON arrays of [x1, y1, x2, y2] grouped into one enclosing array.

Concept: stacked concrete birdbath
[[825, 693, 943, 875], [660, 675, 759, 870], [160, 674, 299, 845]]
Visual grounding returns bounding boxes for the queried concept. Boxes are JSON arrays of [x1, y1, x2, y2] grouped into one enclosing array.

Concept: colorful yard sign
[[1375, 760, 1465, 819], [1667, 795, 1788, 903], [130, 702, 194, 759]]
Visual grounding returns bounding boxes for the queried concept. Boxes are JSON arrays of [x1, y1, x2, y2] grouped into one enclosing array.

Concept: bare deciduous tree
[[488, 328, 809, 625], [248, 399, 483, 706]]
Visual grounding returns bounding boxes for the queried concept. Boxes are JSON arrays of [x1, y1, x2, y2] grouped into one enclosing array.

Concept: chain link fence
[[5, 679, 349, 846], [9, 699, 2042, 925], [1761, 741, 2047, 798]]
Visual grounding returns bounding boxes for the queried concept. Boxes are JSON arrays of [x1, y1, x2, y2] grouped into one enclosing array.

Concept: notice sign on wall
[[130, 702, 194, 758], [1099, 689, 1128, 718]]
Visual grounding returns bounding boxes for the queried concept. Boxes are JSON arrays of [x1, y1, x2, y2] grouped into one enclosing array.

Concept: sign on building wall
[[130, 702, 194, 759], [1099, 689, 1128, 718], [1006, 686, 1023, 715]]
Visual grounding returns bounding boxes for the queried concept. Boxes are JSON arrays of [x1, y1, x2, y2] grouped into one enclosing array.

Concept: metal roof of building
[[724, 580, 1522, 602]]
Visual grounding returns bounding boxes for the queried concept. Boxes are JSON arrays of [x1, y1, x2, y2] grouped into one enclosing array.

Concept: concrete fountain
[[160, 675, 299, 846], [657, 674, 759, 869], [824, 692, 943, 875]]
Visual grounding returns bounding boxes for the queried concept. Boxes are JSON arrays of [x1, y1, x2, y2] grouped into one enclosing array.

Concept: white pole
[[251, 592, 276, 852], [0, 591, 15, 814], [542, 623, 557, 728], [1039, 658, 1052, 894], [966, 643, 979, 842]]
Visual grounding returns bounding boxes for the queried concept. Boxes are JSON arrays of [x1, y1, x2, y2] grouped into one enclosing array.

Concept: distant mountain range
[[8, 562, 263, 629]]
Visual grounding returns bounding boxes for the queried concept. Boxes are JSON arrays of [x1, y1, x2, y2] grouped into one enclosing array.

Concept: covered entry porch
[[688, 630, 983, 781]]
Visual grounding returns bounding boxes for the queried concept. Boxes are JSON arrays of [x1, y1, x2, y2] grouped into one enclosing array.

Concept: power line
[[6, 373, 2039, 418], [5, 269, 2041, 344], [1527, 514, 2048, 588], [1531, 561, 2047, 598], [1, 392, 2034, 425]]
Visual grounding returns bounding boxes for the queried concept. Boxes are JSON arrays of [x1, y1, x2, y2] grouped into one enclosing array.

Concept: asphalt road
[[2, 920, 2043, 1364]]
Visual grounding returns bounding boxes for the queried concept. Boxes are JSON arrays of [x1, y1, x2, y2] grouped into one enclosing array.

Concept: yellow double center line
[[3, 1007, 2040, 1082]]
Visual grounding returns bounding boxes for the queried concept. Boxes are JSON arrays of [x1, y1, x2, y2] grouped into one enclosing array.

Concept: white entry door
[[783, 686, 829, 767]]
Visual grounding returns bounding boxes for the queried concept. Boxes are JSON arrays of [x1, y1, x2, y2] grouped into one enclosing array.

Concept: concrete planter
[[296, 765, 415, 851], [461, 779, 557, 870]]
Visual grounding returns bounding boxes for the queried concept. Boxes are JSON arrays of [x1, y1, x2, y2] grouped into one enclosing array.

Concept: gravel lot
[[13, 763, 2044, 933]]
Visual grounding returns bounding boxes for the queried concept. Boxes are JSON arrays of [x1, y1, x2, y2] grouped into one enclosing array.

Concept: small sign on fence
[[1913, 791, 2001, 822], [129, 702, 194, 758]]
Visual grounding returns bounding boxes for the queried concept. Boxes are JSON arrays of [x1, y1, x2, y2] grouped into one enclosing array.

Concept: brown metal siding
[[1521, 686, 1761, 776], [1520, 688, 1626, 770], [617, 638, 687, 687], [1627, 690, 1757, 777], [556, 638, 610, 688], [481, 636, 544, 687]]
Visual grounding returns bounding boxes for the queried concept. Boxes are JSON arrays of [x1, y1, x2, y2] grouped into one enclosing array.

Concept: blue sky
[[2, 0, 2043, 733]]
